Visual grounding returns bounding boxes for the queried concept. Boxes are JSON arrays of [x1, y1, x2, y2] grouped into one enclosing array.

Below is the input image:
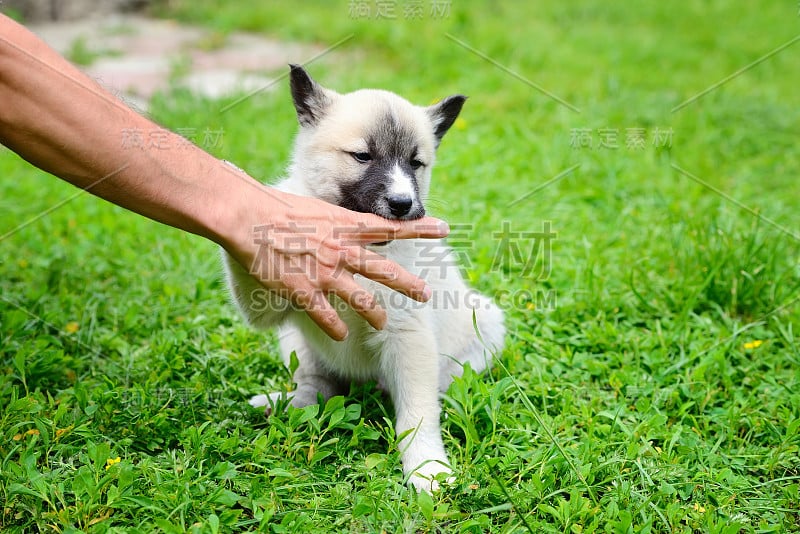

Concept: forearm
[[0, 14, 244, 245]]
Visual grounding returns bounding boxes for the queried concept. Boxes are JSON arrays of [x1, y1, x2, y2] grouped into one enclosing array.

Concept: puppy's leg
[[380, 328, 451, 492], [248, 359, 346, 412], [250, 325, 347, 413]]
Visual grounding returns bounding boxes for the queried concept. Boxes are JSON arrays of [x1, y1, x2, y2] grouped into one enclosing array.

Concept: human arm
[[0, 14, 449, 340]]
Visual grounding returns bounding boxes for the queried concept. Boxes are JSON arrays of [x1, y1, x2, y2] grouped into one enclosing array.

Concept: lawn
[[1, 1, 799, 532]]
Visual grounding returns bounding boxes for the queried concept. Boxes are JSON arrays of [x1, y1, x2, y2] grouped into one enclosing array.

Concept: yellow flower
[[743, 340, 763, 350], [454, 117, 467, 130], [692, 502, 706, 513], [12, 428, 40, 441], [105, 457, 121, 470], [65, 322, 80, 334], [55, 426, 73, 440]]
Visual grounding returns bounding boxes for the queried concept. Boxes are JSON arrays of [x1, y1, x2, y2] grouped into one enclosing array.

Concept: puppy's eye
[[350, 152, 372, 163], [410, 159, 424, 170]]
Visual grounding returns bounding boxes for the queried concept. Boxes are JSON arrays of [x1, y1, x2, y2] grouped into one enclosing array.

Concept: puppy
[[222, 65, 505, 491]]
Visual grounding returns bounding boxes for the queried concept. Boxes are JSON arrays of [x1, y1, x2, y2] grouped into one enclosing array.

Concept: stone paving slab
[[27, 14, 323, 110]]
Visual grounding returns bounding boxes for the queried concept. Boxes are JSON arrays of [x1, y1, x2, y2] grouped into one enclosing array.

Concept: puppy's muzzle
[[387, 194, 414, 217]]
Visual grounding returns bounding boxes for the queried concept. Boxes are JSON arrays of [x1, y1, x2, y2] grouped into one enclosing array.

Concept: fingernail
[[422, 285, 432, 301], [438, 221, 450, 235]]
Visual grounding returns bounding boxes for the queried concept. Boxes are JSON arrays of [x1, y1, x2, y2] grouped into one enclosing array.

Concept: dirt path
[[28, 14, 322, 111]]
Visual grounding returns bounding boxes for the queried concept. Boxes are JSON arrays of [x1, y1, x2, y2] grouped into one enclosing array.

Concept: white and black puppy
[[222, 65, 505, 491]]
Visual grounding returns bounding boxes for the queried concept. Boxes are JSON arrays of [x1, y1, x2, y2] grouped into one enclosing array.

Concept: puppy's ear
[[289, 64, 333, 127], [426, 95, 467, 147]]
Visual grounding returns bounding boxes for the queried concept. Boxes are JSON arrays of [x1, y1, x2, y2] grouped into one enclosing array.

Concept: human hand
[[219, 181, 449, 341]]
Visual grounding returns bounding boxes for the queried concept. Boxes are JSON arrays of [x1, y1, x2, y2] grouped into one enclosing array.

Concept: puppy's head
[[286, 64, 465, 220]]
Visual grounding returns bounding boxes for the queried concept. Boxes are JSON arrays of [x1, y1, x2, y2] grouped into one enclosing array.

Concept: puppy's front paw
[[408, 463, 454, 493], [248, 392, 289, 416], [248, 394, 270, 408]]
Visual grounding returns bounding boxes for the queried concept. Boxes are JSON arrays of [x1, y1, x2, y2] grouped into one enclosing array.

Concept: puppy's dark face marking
[[338, 112, 427, 221]]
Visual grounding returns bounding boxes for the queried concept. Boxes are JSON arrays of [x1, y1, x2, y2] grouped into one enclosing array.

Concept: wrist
[[199, 159, 283, 259]]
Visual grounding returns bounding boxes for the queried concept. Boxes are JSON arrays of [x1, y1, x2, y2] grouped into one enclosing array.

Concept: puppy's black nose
[[387, 195, 413, 217]]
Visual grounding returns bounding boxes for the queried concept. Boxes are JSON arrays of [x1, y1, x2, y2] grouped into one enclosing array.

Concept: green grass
[[2, 1, 799, 531], [64, 35, 123, 67]]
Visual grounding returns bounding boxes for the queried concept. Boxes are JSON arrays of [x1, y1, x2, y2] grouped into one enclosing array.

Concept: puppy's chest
[[302, 292, 428, 380], [293, 240, 443, 379], [300, 314, 397, 380]]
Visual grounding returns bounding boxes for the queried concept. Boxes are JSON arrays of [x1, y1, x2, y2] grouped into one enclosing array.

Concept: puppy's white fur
[[222, 67, 505, 491]]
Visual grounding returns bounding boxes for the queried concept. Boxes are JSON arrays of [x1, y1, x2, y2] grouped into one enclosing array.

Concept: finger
[[341, 215, 450, 245], [292, 286, 349, 341], [343, 247, 431, 303], [393, 216, 450, 240], [329, 279, 387, 330]]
